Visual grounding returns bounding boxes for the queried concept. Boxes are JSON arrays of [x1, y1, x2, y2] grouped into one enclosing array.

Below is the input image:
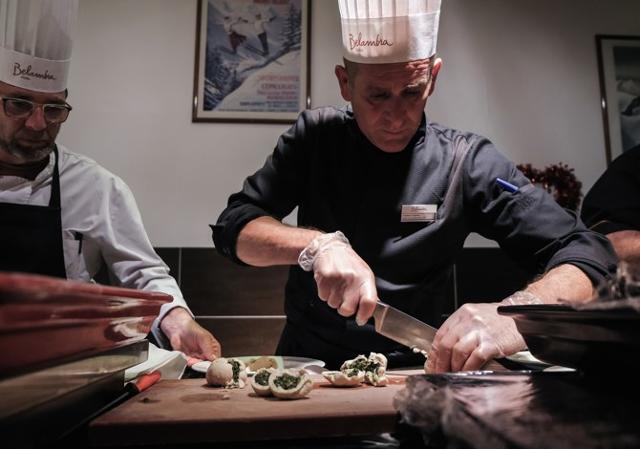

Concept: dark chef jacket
[[581, 144, 640, 234], [213, 107, 617, 368]]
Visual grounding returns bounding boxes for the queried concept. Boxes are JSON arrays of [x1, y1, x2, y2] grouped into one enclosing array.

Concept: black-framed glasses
[[1, 96, 72, 124]]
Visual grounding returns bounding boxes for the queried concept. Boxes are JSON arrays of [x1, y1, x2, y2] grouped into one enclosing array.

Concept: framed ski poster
[[192, 0, 311, 123], [595, 35, 640, 163]]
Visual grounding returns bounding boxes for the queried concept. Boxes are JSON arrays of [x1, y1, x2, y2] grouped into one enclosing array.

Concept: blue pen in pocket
[[496, 177, 519, 193]]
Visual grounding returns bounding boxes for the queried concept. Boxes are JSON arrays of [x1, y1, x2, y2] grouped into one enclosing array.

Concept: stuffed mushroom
[[206, 357, 247, 389], [251, 367, 275, 396], [268, 369, 313, 399], [247, 356, 279, 372], [322, 369, 364, 387], [340, 352, 388, 387], [340, 354, 370, 373]]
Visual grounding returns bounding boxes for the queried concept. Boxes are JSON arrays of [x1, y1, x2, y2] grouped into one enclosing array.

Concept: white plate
[[190, 360, 213, 374], [190, 356, 325, 374], [281, 356, 325, 370]]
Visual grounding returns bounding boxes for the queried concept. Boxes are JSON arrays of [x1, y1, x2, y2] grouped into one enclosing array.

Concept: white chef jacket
[[0, 145, 192, 344]]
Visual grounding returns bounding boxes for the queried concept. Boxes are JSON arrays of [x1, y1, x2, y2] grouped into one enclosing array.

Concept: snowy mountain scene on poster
[[202, 0, 305, 115]]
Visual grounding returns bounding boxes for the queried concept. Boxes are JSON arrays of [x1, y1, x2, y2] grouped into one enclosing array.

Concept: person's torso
[[0, 146, 125, 281], [283, 107, 476, 352]]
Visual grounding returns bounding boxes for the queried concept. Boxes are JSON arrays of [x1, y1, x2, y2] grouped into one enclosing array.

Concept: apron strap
[[48, 145, 61, 208]]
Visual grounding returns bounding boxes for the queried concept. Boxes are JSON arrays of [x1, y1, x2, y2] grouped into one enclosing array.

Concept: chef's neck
[[0, 154, 50, 180]]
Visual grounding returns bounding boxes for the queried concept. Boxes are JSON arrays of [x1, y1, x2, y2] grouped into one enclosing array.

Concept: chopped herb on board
[[255, 370, 271, 386], [349, 357, 369, 372], [230, 359, 241, 382], [274, 373, 300, 390]]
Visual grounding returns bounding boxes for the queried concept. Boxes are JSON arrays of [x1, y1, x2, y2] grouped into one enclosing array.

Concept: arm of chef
[[97, 176, 221, 360], [212, 111, 380, 326], [426, 138, 618, 373]]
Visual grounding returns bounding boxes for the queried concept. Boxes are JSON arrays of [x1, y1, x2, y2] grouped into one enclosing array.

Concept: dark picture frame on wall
[[192, 0, 311, 124], [595, 34, 640, 164]]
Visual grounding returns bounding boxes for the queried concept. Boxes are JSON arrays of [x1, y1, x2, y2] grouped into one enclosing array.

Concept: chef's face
[[0, 81, 66, 164], [335, 58, 442, 153]]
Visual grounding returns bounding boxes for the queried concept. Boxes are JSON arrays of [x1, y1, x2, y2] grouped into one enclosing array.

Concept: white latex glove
[[299, 232, 378, 325], [425, 291, 542, 373]]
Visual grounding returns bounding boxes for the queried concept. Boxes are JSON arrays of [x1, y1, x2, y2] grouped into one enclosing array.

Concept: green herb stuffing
[[366, 362, 380, 373], [255, 370, 271, 386], [347, 369, 360, 377], [348, 357, 369, 372], [273, 373, 300, 390], [230, 359, 241, 383]]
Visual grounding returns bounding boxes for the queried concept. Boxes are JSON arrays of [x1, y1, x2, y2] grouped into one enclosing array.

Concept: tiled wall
[[154, 247, 532, 357], [155, 248, 287, 356]]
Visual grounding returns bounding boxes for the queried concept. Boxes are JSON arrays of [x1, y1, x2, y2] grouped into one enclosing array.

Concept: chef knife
[[373, 301, 511, 371], [372, 300, 437, 354]]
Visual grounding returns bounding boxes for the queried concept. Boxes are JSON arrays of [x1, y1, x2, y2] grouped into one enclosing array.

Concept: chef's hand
[[160, 307, 222, 360], [306, 234, 378, 326], [425, 302, 525, 373]]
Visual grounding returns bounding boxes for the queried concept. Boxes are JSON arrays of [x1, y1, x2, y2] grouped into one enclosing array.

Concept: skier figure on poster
[[223, 15, 248, 54], [253, 13, 275, 56]]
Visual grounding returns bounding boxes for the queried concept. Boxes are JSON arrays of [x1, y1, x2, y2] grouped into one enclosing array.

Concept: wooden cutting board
[[90, 372, 420, 446]]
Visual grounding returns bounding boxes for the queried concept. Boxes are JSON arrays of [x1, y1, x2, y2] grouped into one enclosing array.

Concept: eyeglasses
[[1, 96, 72, 124]]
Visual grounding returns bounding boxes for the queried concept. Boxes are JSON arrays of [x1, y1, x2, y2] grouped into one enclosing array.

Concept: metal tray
[[498, 302, 640, 374], [0, 272, 171, 377]]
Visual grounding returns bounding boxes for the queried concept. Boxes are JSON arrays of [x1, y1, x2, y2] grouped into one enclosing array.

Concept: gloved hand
[[299, 231, 378, 325], [425, 291, 542, 373], [160, 307, 222, 361]]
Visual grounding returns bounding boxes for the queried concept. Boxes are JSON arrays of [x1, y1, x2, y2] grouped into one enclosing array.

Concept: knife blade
[[372, 301, 438, 354]]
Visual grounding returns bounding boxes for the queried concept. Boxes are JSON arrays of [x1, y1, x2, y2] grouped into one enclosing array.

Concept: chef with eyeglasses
[[0, 0, 221, 361]]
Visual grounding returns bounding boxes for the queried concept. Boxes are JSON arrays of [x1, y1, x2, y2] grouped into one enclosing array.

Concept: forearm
[[236, 216, 322, 266], [524, 264, 595, 304], [607, 230, 640, 262]]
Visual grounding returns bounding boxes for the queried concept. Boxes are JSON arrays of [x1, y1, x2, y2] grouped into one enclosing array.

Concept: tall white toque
[[0, 0, 79, 92], [338, 0, 441, 64]]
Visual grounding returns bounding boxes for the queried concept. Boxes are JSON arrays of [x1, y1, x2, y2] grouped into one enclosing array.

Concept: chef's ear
[[335, 65, 352, 102], [427, 57, 443, 97]]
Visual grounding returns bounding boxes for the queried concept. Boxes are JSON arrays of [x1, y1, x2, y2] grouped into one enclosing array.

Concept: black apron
[[0, 146, 67, 278]]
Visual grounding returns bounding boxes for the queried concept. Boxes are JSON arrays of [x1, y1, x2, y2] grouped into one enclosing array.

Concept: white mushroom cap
[[206, 358, 247, 388]]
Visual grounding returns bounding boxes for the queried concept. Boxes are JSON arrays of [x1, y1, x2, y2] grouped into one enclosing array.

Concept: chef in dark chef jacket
[[213, 0, 617, 371], [581, 144, 640, 264], [0, 0, 220, 361]]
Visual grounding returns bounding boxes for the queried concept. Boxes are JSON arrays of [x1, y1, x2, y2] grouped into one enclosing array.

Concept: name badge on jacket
[[401, 204, 437, 223]]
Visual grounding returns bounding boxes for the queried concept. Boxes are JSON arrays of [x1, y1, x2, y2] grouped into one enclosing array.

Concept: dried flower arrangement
[[516, 163, 582, 212]]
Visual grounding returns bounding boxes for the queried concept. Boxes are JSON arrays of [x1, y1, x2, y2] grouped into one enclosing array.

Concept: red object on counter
[[0, 272, 172, 376], [130, 370, 162, 393]]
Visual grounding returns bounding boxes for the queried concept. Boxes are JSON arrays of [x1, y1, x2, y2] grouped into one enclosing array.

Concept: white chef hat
[[0, 0, 79, 92], [338, 0, 441, 64]]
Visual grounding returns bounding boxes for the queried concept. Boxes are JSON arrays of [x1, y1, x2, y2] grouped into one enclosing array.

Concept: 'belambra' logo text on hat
[[13, 63, 56, 81], [349, 32, 393, 51]]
